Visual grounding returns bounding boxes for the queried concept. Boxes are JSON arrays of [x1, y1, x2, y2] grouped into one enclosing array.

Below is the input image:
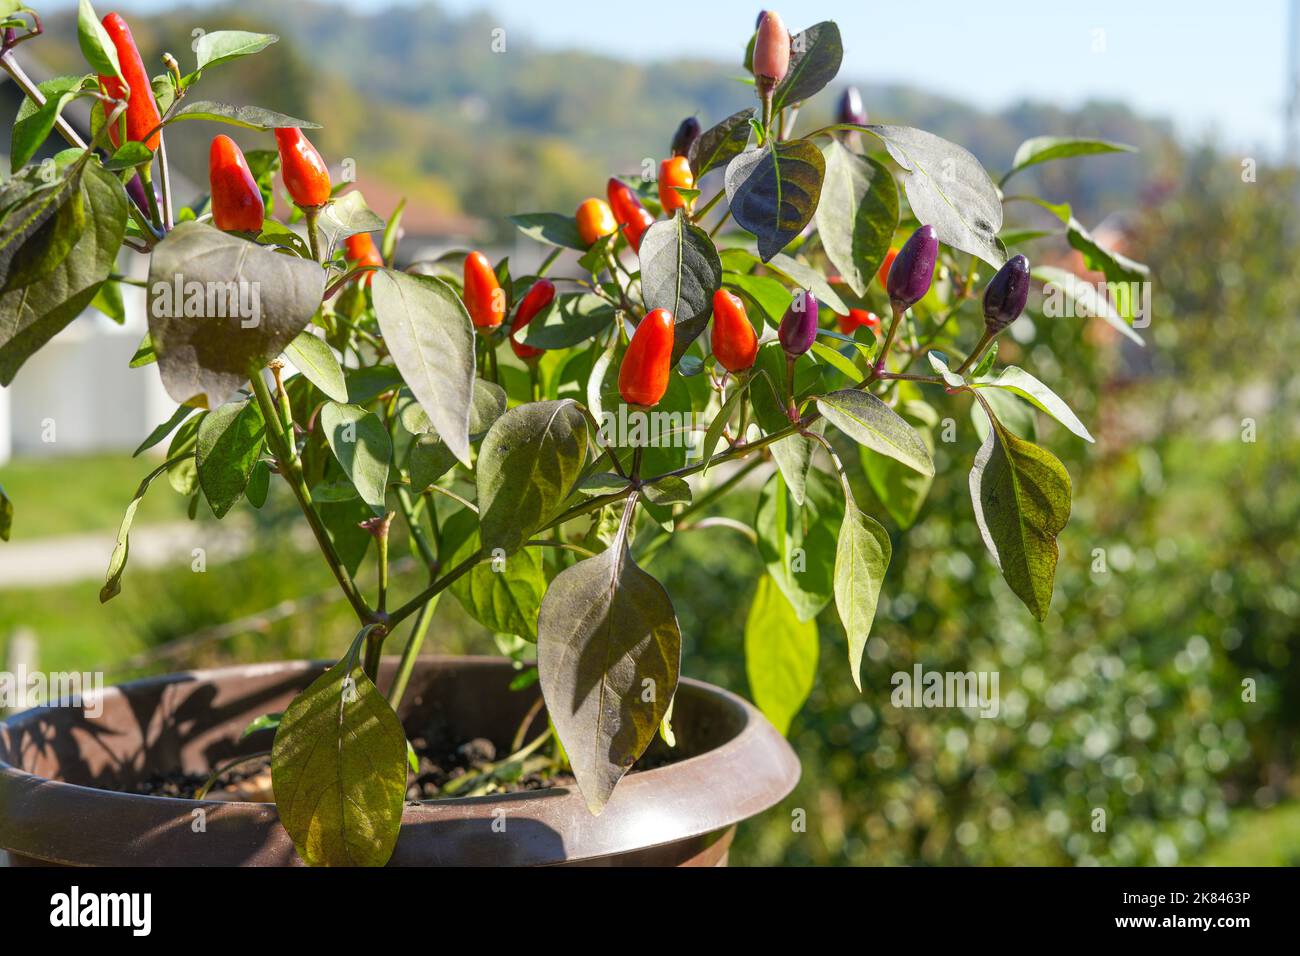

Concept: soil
[[125, 718, 673, 802]]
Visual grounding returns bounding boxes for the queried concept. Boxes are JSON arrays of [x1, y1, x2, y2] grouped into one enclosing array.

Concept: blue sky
[[107, 0, 1287, 155]]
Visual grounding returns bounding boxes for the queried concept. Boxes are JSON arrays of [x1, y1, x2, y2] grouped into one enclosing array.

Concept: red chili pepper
[[836, 308, 881, 336], [877, 248, 899, 289], [344, 232, 384, 287], [576, 198, 618, 247], [510, 279, 555, 361], [658, 156, 695, 214], [274, 128, 331, 208], [463, 251, 505, 330], [622, 206, 656, 252], [606, 177, 644, 226], [97, 12, 162, 151], [208, 135, 265, 233], [710, 289, 758, 372], [618, 308, 675, 406]]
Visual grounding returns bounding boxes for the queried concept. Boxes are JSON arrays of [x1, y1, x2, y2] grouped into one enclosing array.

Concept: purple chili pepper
[[671, 117, 701, 158], [837, 87, 867, 127], [887, 224, 939, 309], [982, 255, 1031, 333], [779, 290, 820, 357]]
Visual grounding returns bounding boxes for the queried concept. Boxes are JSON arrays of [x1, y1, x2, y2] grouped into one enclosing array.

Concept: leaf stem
[[956, 329, 995, 375], [386, 593, 439, 708], [248, 368, 371, 622]]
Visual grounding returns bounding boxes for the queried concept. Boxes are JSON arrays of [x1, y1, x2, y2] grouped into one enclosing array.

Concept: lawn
[[0, 452, 194, 541]]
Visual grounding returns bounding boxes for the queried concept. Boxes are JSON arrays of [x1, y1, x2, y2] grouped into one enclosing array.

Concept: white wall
[[0, 282, 171, 463]]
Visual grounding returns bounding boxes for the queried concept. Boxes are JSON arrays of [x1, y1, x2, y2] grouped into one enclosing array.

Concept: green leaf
[[815, 142, 898, 297], [246, 458, 270, 508], [521, 292, 614, 349], [745, 575, 818, 735], [1033, 264, 1143, 345], [643, 475, 692, 506], [317, 191, 385, 255], [318, 497, 372, 575], [750, 345, 818, 505], [969, 405, 1072, 621], [722, 271, 789, 325], [370, 269, 476, 466], [10, 75, 86, 172], [443, 510, 545, 641], [196, 398, 266, 518], [1, 171, 85, 293], [817, 388, 935, 477], [77, 0, 121, 79], [145, 222, 326, 407], [862, 403, 934, 529], [725, 139, 825, 262], [407, 436, 457, 492], [509, 212, 585, 250], [165, 412, 202, 495], [867, 124, 1005, 268], [771, 21, 843, 114], [165, 100, 319, 132], [99, 457, 172, 602], [537, 499, 680, 813], [974, 365, 1094, 442], [284, 331, 348, 403], [1, 162, 127, 385], [688, 108, 754, 179], [241, 712, 282, 738], [834, 503, 892, 690], [320, 402, 392, 513], [971, 341, 998, 379], [638, 210, 723, 364], [271, 631, 407, 867], [102, 141, 155, 171], [1003, 136, 1135, 184], [129, 331, 156, 368], [765, 253, 850, 314], [755, 471, 842, 622], [194, 30, 279, 72], [90, 277, 124, 323], [477, 399, 588, 556], [926, 349, 967, 388], [0, 485, 11, 542]]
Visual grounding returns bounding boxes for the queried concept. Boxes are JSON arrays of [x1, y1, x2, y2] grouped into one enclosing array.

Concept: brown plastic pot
[[0, 656, 799, 866]]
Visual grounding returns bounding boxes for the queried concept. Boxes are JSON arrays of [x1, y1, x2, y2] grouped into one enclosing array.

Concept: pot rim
[[0, 656, 801, 865]]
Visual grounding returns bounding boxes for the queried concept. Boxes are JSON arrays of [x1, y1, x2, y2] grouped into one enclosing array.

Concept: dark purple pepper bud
[[778, 290, 819, 357], [837, 87, 866, 127], [671, 117, 701, 158], [125, 174, 155, 217], [982, 254, 1031, 333], [887, 224, 939, 309]]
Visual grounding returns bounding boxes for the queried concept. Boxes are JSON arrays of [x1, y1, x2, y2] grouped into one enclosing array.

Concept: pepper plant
[[0, 3, 1147, 865]]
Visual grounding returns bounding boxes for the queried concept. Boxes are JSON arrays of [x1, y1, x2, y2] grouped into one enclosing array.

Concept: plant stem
[[387, 548, 484, 629], [396, 486, 437, 572], [536, 247, 562, 276], [303, 205, 322, 262], [692, 188, 724, 223], [194, 751, 271, 801], [386, 593, 439, 708], [0, 49, 88, 151], [956, 329, 995, 375], [248, 368, 371, 622]]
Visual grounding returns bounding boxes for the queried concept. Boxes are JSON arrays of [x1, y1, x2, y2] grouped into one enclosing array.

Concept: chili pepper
[[97, 12, 162, 151], [877, 248, 898, 289], [606, 177, 643, 226], [710, 289, 758, 373], [837, 309, 880, 336], [463, 251, 506, 330], [618, 308, 675, 407], [576, 198, 618, 246], [622, 206, 656, 252], [658, 156, 695, 214], [344, 232, 384, 287], [671, 117, 702, 158], [753, 11, 790, 86], [887, 224, 939, 309], [274, 127, 331, 208], [837, 86, 867, 127], [208, 135, 265, 233], [778, 290, 819, 357], [510, 279, 555, 361], [982, 255, 1031, 334]]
